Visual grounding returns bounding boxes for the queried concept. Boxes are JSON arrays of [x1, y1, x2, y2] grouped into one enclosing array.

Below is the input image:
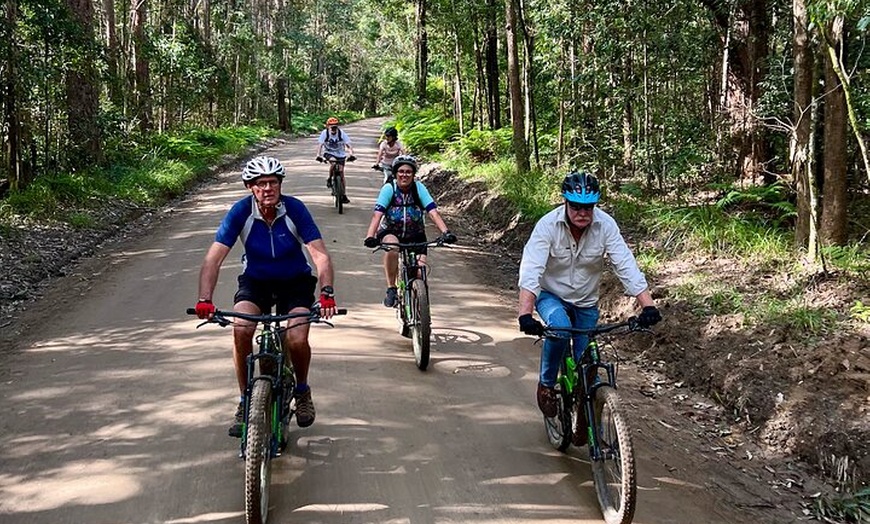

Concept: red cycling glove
[[195, 300, 215, 319], [319, 294, 336, 311]]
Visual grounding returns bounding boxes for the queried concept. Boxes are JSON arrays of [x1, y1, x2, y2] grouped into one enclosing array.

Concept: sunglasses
[[254, 179, 280, 189], [567, 201, 595, 211]]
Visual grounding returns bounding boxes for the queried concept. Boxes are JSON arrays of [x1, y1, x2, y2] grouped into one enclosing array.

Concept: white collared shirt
[[518, 205, 648, 307]]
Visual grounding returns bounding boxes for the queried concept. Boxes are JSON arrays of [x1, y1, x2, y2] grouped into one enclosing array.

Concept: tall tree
[[703, 0, 772, 182], [132, 0, 152, 131], [3, 0, 24, 190], [66, 0, 103, 166], [792, 0, 815, 250], [505, 0, 529, 173], [415, 0, 429, 103], [484, 0, 501, 129], [820, 16, 848, 246]]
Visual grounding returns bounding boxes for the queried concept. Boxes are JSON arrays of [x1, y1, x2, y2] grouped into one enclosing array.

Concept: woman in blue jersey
[[194, 156, 339, 436], [362, 155, 457, 307]]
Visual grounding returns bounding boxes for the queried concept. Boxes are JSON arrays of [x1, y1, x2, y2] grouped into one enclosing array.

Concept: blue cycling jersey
[[215, 195, 322, 280]]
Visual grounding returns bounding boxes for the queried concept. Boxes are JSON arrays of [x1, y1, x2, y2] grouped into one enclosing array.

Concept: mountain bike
[[187, 306, 346, 524], [374, 237, 450, 370], [539, 318, 648, 524], [372, 164, 394, 184], [318, 155, 355, 214]]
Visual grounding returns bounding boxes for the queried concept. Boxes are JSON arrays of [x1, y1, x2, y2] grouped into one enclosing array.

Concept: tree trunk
[[277, 78, 289, 131], [791, 0, 816, 253], [820, 17, 848, 247], [517, 0, 538, 167], [102, 0, 122, 107], [484, 0, 500, 129], [66, 0, 102, 166], [415, 0, 428, 103], [4, 0, 23, 190], [132, 0, 152, 131], [702, 0, 771, 182], [505, 0, 529, 173]]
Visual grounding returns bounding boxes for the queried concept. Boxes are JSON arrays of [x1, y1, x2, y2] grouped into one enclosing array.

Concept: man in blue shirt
[[194, 156, 338, 436]]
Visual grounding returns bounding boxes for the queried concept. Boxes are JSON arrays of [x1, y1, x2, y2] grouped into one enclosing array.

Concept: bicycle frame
[[555, 334, 621, 459]]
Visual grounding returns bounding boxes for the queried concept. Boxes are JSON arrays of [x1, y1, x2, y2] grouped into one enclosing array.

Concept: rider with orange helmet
[[316, 117, 355, 204]]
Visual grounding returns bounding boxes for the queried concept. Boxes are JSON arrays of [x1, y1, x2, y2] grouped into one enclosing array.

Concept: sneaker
[[341, 195, 350, 204], [294, 389, 316, 428], [536, 383, 558, 418], [383, 287, 398, 308], [228, 401, 245, 438]]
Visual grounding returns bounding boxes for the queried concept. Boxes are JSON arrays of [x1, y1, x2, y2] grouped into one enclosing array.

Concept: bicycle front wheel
[[590, 385, 637, 524], [410, 278, 430, 370], [245, 380, 273, 524], [334, 172, 344, 214]]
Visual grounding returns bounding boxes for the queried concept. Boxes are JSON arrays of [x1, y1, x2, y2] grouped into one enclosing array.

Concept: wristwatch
[[320, 286, 335, 298]]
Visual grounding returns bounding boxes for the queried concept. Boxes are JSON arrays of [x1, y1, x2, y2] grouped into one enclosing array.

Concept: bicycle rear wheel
[[590, 385, 637, 524], [410, 278, 430, 370], [245, 380, 273, 524], [543, 383, 572, 452]]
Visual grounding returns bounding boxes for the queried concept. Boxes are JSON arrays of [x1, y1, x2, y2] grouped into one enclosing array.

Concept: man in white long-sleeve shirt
[[516, 171, 661, 420]]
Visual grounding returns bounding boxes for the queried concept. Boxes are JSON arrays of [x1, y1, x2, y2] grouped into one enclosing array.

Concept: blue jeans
[[536, 290, 599, 387]]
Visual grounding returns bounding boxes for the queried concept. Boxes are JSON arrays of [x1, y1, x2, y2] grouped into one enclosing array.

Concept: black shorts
[[234, 273, 317, 314], [323, 153, 346, 165], [377, 230, 428, 255]]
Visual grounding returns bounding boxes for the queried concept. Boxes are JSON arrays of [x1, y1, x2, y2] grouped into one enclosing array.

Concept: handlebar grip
[[186, 308, 196, 315]]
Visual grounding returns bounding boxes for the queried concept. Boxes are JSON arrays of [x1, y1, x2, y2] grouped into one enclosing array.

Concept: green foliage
[[813, 487, 870, 523], [394, 108, 459, 154], [644, 202, 792, 262], [750, 297, 838, 336], [449, 128, 513, 163], [850, 301, 870, 323], [822, 245, 870, 275], [0, 126, 271, 223]]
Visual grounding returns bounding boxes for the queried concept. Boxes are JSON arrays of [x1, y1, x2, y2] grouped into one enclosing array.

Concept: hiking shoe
[[294, 389, 316, 428], [228, 401, 245, 438], [383, 287, 398, 308], [341, 195, 350, 204], [537, 383, 558, 418]]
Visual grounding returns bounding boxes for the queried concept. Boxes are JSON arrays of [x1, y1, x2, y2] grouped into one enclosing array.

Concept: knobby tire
[[410, 278, 430, 370], [590, 385, 637, 524], [245, 379, 273, 524]]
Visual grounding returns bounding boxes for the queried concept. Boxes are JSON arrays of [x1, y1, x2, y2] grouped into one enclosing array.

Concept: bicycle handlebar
[[374, 237, 451, 252], [541, 318, 647, 338], [186, 307, 347, 327]]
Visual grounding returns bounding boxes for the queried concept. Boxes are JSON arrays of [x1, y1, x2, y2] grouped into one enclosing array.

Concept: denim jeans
[[536, 290, 599, 387]]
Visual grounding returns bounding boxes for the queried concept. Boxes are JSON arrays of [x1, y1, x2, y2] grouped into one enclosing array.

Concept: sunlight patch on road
[[652, 475, 705, 489], [479, 472, 571, 485], [433, 358, 510, 377], [0, 460, 141, 512], [164, 511, 244, 523], [293, 503, 391, 513]]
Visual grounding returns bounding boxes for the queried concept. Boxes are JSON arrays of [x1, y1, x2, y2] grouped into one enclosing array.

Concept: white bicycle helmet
[[391, 155, 418, 174], [241, 156, 286, 183]]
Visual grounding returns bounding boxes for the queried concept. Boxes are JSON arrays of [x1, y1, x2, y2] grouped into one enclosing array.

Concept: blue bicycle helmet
[[561, 171, 600, 204]]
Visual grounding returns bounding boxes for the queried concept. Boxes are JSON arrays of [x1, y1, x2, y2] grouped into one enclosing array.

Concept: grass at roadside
[[0, 126, 276, 227]]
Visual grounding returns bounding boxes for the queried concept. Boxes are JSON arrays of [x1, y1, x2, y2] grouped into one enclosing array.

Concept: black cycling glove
[[518, 314, 544, 336], [637, 306, 662, 328], [363, 236, 380, 248], [441, 231, 458, 244]]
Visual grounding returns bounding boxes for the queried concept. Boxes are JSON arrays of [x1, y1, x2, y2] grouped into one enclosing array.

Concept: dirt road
[[0, 120, 794, 523]]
